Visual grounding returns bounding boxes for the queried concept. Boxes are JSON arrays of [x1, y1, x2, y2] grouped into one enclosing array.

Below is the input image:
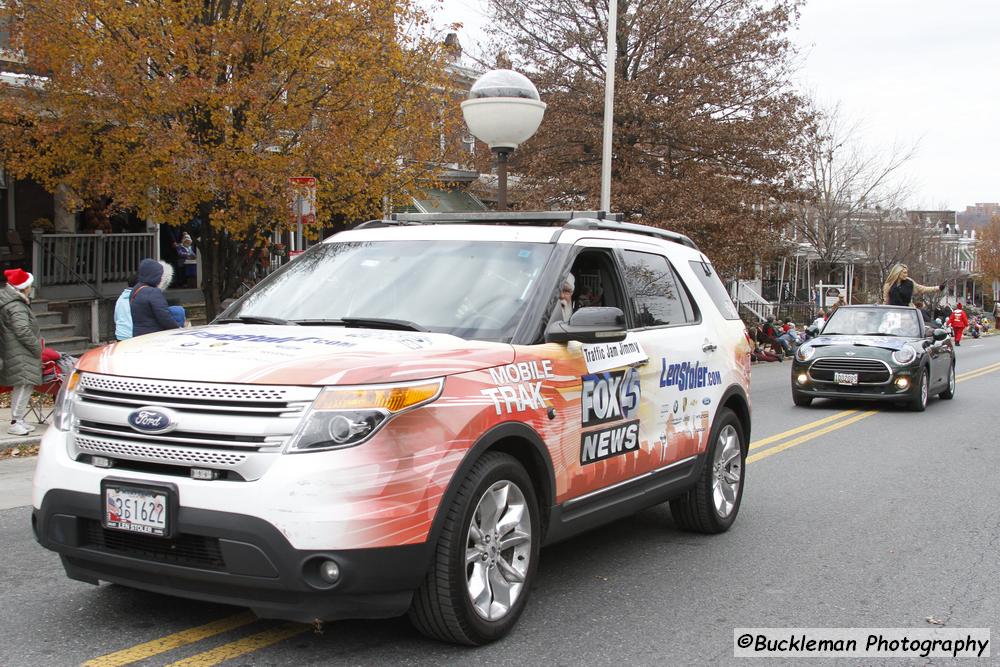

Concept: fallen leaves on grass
[[0, 445, 40, 460]]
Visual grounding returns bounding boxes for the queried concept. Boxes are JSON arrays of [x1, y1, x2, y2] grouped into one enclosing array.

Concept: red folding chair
[[0, 349, 74, 424]]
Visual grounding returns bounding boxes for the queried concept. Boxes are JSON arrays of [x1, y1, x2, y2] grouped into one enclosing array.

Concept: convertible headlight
[[795, 345, 815, 362], [285, 378, 443, 453], [891, 346, 917, 365], [53, 370, 80, 432]]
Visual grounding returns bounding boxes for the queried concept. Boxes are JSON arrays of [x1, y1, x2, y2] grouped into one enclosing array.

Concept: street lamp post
[[461, 70, 546, 211]]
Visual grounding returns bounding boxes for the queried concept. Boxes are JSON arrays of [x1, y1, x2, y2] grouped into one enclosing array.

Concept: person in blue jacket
[[113, 273, 136, 341], [130, 259, 181, 336]]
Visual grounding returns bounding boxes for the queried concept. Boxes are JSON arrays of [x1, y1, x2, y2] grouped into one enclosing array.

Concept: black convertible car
[[790, 305, 955, 411]]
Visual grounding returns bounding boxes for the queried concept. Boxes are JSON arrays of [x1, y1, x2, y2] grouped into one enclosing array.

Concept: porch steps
[[29, 298, 92, 356]]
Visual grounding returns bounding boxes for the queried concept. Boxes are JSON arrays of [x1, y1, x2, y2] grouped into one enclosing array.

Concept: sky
[[428, 0, 999, 212]]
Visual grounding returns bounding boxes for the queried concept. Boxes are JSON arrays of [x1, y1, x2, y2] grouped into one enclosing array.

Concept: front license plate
[[834, 372, 859, 386], [102, 481, 171, 537]]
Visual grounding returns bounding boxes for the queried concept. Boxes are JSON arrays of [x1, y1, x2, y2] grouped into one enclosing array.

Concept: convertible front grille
[[809, 357, 892, 384]]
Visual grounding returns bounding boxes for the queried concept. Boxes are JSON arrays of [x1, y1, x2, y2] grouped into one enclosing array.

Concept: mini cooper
[[791, 305, 955, 411]]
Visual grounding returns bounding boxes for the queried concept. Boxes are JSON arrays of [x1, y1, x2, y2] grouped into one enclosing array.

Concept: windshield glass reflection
[[228, 240, 553, 341]]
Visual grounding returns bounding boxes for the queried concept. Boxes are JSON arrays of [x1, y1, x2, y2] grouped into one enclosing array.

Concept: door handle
[[702, 342, 717, 353]]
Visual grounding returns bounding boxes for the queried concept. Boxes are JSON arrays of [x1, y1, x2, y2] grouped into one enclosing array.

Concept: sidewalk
[[0, 404, 49, 452]]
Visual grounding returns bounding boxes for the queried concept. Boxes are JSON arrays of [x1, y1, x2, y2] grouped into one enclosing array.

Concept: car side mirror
[[932, 328, 949, 342], [545, 307, 627, 344]]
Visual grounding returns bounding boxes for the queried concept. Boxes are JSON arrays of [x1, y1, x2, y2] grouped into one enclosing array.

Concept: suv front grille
[[809, 357, 891, 384], [70, 374, 321, 480], [82, 520, 225, 568]]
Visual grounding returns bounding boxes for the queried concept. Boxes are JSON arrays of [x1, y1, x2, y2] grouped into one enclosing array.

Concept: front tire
[[792, 390, 813, 407], [907, 367, 929, 411], [939, 362, 956, 399], [670, 408, 746, 534], [409, 453, 540, 645]]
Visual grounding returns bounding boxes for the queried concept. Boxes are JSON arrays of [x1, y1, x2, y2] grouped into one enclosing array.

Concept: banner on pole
[[288, 177, 317, 226]]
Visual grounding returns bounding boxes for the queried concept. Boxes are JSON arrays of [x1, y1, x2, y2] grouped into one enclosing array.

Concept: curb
[[0, 435, 43, 452]]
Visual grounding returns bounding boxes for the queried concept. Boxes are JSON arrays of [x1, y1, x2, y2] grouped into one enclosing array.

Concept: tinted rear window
[[688, 260, 740, 320]]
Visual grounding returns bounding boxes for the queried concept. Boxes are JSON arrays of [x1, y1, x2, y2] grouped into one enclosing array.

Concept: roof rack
[[387, 211, 622, 225], [355, 210, 699, 250]]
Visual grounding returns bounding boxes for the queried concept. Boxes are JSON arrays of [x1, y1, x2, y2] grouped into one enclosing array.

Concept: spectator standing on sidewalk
[[113, 273, 137, 341], [130, 259, 181, 337], [993, 301, 1000, 330], [0, 268, 43, 435]]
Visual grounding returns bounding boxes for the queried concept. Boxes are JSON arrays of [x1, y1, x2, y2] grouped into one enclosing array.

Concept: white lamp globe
[[461, 69, 547, 151]]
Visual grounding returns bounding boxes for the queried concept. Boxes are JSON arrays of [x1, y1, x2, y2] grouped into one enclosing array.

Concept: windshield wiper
[[215, 315, 296, 326], [293, 317, 427, 332]]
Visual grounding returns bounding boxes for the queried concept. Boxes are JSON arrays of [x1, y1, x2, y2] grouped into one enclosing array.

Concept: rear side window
[[688, 259, 740, 320], [621, 250, 696, 327]]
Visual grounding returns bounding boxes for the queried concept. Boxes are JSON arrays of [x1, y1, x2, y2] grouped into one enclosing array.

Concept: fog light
[[191, 468, 220, 480], [92, 456, 113, 468], [796, 373, 808, 385], [895, 377, 910, 389], [319, 559, 341, 584]]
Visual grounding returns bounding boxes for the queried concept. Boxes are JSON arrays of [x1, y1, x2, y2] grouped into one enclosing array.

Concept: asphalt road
[[2, 338, 998, 666]]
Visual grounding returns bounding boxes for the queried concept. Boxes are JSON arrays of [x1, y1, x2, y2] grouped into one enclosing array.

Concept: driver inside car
[[547, 273, 576, 326]]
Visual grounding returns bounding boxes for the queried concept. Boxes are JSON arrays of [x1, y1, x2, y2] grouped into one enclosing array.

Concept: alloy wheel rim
[[949, 366, 955, 393], [712, 424, 742, 518], [921, 373, 928, 406], [465, 480, 532, 621]]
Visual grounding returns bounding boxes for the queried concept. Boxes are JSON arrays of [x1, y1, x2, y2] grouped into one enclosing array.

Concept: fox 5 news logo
[[581, 368, 641, 427]]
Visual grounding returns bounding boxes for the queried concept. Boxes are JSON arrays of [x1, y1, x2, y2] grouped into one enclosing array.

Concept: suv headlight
[[892, 345, 917, 365], [53, 370, 80, 432], [285, 378, 443, 453], [795, 345, 815, 362]]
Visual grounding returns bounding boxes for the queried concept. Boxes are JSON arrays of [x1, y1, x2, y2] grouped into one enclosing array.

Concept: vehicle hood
[[77, 324, 515, 385], [808, 335, 915, 352]]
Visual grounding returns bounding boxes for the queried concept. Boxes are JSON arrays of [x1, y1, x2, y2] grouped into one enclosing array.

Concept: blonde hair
[[884, 264, 908, 288]]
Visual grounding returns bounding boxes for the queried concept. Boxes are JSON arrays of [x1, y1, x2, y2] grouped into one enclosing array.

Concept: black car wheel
[[408, 452, 540, 645], [907, 367, 929, 412], [792, 390, 813, 407], [939, 362, 956, 399], [670, 408, 746, 534]]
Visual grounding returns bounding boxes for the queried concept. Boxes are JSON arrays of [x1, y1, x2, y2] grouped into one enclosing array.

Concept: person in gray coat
[[0, 268, 42, 435]]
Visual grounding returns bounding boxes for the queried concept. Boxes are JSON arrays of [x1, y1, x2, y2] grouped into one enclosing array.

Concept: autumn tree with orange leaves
[[480, 0, 810, 275], [976, 215, 1000, 304], [0, 0, 452, 316]]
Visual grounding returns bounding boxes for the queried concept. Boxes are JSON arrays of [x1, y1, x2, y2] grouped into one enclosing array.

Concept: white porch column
[[53, 184, 75, 232]]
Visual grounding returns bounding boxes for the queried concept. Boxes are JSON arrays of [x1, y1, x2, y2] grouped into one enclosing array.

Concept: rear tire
[[408, 452, 540, 645], [670, 408, 746, 534], [939, 363, 956, 399], [907, 367, 929, 411], [792, 391, 813, 407]]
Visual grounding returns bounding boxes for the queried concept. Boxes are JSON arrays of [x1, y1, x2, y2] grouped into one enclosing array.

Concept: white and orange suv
[[33, 211, 752, 644]]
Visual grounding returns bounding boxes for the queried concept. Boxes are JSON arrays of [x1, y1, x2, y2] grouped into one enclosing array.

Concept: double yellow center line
[[748, 357, 1000, 465]]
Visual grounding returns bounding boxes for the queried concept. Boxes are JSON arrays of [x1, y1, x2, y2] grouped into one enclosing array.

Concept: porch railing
[[730, 280, 776, 322], [32, 231, 156, 290]]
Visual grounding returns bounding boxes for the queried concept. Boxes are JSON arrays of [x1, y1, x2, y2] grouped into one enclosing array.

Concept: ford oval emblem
[[127, 407, 177, 434], [701, 397, 712, 406]]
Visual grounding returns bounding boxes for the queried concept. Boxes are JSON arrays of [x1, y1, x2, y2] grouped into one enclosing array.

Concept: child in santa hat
[[0, 268, 42, 435]]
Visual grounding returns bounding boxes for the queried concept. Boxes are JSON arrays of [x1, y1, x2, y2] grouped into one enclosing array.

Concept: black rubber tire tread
[[670, 408, 745, 535], [408, 452, 538, 645], [907, 366, 929, 412], [939, 363, 956, 399], [792, 391, 813, 407]]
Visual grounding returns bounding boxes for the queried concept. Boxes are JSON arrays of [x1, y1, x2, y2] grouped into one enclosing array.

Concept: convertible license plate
[[834, 372, 859, 386], [102, 481, 170, 537]]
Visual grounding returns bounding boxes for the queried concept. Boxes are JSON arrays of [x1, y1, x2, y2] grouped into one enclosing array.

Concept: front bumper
[[791, 361, 918, 402], [32, 489, 433, 622]]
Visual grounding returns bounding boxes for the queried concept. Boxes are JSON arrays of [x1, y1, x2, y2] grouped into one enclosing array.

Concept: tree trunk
[[199, 204, 222, 321]]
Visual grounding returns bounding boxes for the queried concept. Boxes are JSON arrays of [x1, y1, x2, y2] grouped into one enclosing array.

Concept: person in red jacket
[[947, 303, 969, 345]]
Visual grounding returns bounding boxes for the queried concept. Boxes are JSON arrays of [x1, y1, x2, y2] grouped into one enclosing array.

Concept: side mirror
[[932, 328, 949, 342], [545, 307, 627, 344]]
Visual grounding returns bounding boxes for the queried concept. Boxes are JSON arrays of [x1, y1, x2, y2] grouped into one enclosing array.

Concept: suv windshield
[[228, 240, 553, 341], [822, 307, 922, 338]]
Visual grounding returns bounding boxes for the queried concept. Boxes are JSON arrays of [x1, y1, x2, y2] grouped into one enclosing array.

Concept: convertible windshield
[[822, 307, 922, 338], [228, 240, 553, 341]]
